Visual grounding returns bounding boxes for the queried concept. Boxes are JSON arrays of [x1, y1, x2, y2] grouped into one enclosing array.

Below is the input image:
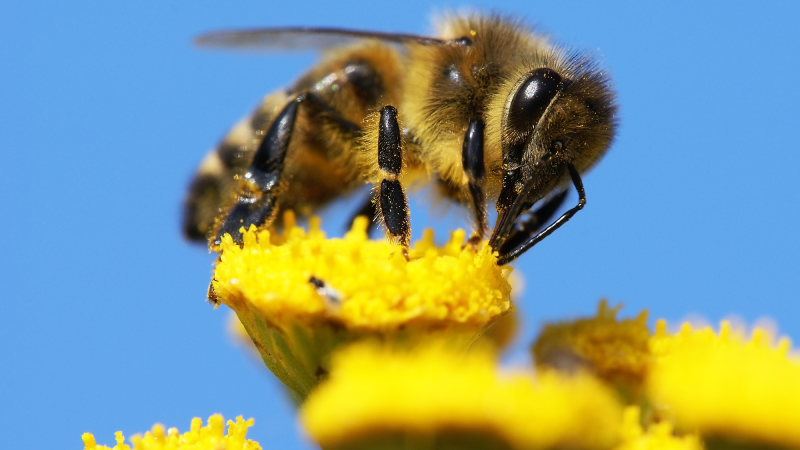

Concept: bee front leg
[[213, 96, 302, 247], [462, 118, 489, 247], [494, 164, 585, 265], [489, 140, 525, 251], [492, 190, 568, 258], [375, 105, 410, 251]]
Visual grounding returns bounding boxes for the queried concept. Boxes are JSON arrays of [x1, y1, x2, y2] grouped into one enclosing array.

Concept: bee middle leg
[[375, 105, 410, 250], [462, 118, 489, 247]]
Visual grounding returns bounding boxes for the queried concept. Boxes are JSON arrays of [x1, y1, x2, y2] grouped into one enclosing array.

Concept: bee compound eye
[[508, 68, 563, 132]]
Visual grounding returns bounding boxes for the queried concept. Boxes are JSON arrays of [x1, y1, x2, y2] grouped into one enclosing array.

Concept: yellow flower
[[532, 300, 651, 387], [616, 406, 702, 450], [211, 213, 512, 400], [301, 343, 623, 450], [648, 320, 799, 449], [82, 415, 261, 450]]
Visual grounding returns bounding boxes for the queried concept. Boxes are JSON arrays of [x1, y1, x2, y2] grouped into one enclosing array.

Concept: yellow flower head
[[82, 415, 261, 450], [532, 300, 652, 387], [301, 343, 623, 450], [648, 320, 800, 449], [211, 213, 512, 399]]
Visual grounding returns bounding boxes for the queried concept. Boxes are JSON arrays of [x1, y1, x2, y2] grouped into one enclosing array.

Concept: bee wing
[[195, 27, 446, 51]]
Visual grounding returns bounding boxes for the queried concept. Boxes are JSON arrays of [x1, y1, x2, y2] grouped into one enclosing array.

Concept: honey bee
[[183, 13, 617, 265]]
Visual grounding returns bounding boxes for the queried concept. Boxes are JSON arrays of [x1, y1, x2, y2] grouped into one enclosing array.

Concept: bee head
[[501, 62, 617, 203]]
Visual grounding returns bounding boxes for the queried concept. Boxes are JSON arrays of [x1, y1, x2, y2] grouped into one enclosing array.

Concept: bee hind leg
[[213, 96, 302, 247], [375, 105, 410, 251], [494, 164, 585, 265]]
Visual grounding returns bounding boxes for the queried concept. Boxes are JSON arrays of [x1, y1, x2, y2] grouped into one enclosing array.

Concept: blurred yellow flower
[[616, 406, 702, 450], [532, 300, 651, 387], [301, 343, 623, 450], [211, 213, 512, 399], [82, 415, 260, 450], [648, 320, 800, 449]]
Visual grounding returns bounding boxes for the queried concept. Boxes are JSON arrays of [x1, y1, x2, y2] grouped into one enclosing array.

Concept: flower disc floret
[[82, 415, 260, 450]]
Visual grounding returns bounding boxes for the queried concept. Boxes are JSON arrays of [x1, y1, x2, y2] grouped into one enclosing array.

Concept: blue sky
[[2, 1, 799, 449]]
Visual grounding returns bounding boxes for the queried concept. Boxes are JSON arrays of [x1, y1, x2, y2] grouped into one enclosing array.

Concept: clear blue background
[[2, 1, 798, 448]]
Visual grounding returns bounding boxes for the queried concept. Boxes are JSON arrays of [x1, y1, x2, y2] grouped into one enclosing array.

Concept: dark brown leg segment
[[489, 141, 525, 250], [375, 105, 410, 248], [213, 96, 302, 246], [462, 118, 489, 244]]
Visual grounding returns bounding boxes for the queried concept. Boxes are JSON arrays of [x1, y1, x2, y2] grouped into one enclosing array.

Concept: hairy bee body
[[183, 42, 403, 240], [184, 14, 617, 264]]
